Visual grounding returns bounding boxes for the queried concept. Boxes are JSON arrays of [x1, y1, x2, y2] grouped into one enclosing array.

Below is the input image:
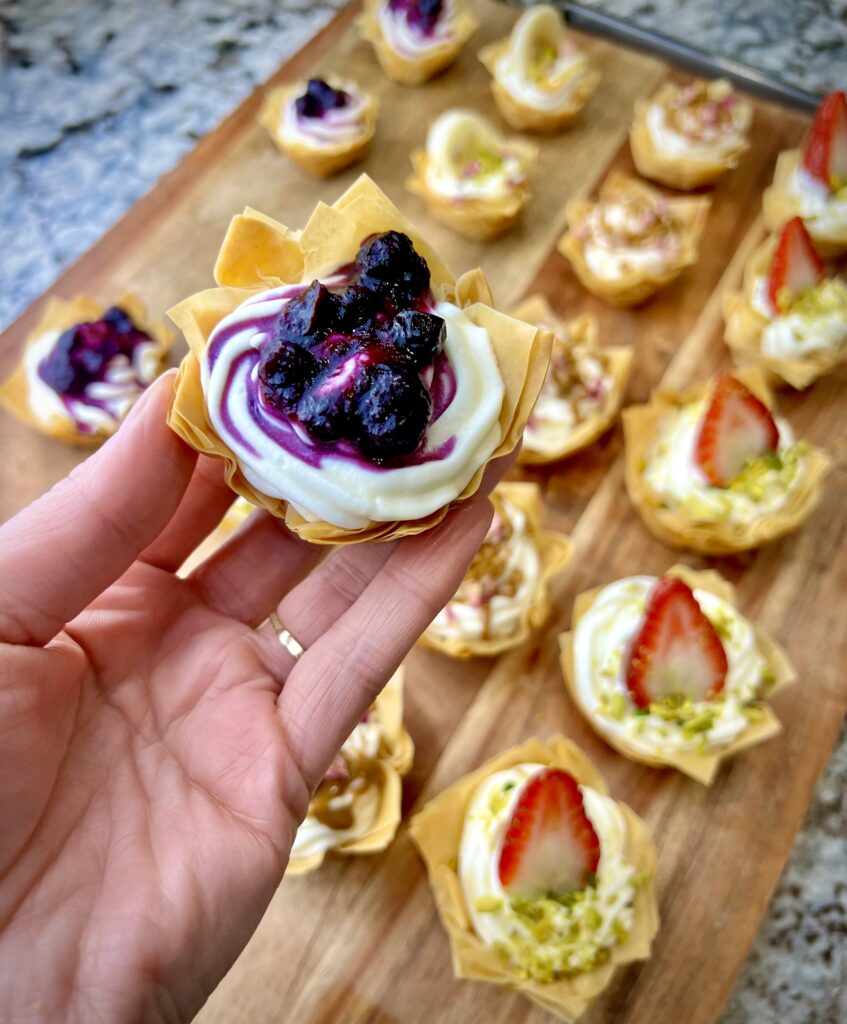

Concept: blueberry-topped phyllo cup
[[0, 293, 173, 446], [359, 0, 478, 86], [259, 77, 378, 179], [167, 176, 552, 544]]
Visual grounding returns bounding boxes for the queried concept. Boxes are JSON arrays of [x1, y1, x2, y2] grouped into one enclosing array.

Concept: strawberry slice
[[766, 216, 825, 314], [802, 90, 847, 191], [498, 768, 600, 897], [625, 576, 728, 711], [695, 374, 780, 487]]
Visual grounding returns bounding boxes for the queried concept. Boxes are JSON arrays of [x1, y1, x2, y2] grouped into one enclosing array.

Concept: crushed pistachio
[[529, 42, 558, 80], [727, 443, 806, 501], [650, 694, 717, 736], [474, 895, 504, 913], [759, 667, 776, 690], [707, 607, 735, 641], [782, 277, 847, 321]]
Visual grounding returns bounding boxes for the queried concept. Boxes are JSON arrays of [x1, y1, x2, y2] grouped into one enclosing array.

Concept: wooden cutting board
[[1, 3, 844, 1023]]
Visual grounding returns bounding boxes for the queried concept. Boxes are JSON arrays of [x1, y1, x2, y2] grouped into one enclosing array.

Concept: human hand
[[0, 373, 505, 1023]]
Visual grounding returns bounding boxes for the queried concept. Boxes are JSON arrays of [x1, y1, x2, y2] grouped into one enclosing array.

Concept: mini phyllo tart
[[407, 109, 537, 241], [359, 0, 477, 86], [623, 369, 829, 554], [558, 173, 710, 308], [763, 91, 847, 257], [289, 667, 414, 875], [478, 4, 600, 135], [410, 736, 658, 1020], [419, 481, 572, 658], [561, 567, 795, 785], [511, 294, 632, 464], [259, 77, 377, 178], [724, 217, 847, 389], [630, 78, 752, 191], [168, 176, 551, 544], [0, 293, 173, 445]]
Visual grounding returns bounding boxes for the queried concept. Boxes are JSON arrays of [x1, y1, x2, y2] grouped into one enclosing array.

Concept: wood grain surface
[[1, 3, 844, 1023]]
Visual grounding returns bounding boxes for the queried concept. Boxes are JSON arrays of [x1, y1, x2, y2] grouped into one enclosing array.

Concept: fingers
[[0, 373, 196, 647]]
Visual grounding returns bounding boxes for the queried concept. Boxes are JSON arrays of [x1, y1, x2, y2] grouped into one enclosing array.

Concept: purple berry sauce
[[295, 79, 351, 120], [388, 0, 445, 36]]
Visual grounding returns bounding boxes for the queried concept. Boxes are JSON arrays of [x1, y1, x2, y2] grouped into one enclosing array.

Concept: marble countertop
[[1, 1, 845, 1020]]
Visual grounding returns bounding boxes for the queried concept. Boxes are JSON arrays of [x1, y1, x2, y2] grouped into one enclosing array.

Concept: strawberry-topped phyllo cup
[[723, 217, 847, 389], [418, 481, 573, 659], [623, 369, 830, 554], [560, 566, 796, 785], [763, 91, 847, 258], [359, 0, 477, 86], [0, 293, 173, 446], [167, 176, 551, 544], [410, 736, 659, 1021], [288, 666, 414, 875]]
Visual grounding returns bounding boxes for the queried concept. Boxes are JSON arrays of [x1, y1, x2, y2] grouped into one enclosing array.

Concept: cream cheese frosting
[[750, 274, 847, 360]]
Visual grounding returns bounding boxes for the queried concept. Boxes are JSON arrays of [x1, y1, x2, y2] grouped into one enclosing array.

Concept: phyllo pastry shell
[[288, 667, 414, 875], [478, 4, 600, 134], [511, 294, 632, 463], [558, 173, 710, 307], [0, 292, 173, 446], [419, 481, 573, 658], [259, 76, 377, 178], [560, 565, 796, 785], [630, 78, 752, 191], [410, 735, 659, 1022], [622, 368, 830, 554], [167, 175, 552, 545], [407, 108, 537, 241], [358, 0, 477, 86]]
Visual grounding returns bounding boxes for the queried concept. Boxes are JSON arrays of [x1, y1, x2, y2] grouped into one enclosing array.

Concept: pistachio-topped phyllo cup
[[0, 293, 173, 446], [289, 667, 414, 875], [623, 369, 830, 554], [478, 4, 600, 134], [359, 0, 477, 86], [510, 294, 632, 464], [558, 173, 711, 308], [419, 481, 572, 659], [167, 175, 552, 545], [560, 566, 796, 785], [723, 217, 847, 389], [410, 735, 659, 1021]]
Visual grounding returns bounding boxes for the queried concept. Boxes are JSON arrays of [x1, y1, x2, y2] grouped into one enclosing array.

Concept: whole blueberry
[[38, 327, 78, 393], [356, 231, 430, 306], [295, 346, 373, 442], [388, 310, 445, 368], [274, 281, 339, 347], [102, 306, 135, 334], [407, 0, 443, 34], [295, 78, 349, 119], [258, 339, 320, 413], [355, 362, 432, 461], [335, 284, 379, 333]]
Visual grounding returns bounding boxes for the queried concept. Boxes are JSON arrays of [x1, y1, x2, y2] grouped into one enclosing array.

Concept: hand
[[0, 373, 503, 1023]]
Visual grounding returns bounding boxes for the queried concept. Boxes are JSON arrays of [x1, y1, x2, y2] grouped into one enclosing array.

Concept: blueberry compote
[[257, 231, 446, 464], [38, 306, 153, 401], [388, 0, 445, 35], [295, 79, 350, 120]]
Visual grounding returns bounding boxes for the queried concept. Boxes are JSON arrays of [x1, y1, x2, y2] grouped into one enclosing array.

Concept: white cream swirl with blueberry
[[282, 81, 370, 149], [378, 0, 459, 57], [749, 274, 847, 360]]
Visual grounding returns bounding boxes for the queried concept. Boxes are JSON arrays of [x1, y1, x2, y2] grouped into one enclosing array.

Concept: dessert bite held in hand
[[419, 481, 572, 659], [407, 109, 537, 241], [0, 293, 173, 445], [167, 176, 551, 544], [561, 567, 795, 785], [623, 369, 830, 554], [478, 4, 600, 134], [410, 736, 658, 1021]]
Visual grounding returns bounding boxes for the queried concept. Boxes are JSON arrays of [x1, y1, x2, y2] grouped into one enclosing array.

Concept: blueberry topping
[[295, 348, 372, 443], [273, 280, 340, 347], [335, 284, 379, 333], [356, 231, 430, 306], [258, 339, 320, 413], [389, 0, 444, 35], [295, 78, 350, 120], [102, 306, 135, 333], [355, 362, 432, 461], [388, 310, 445, 369]]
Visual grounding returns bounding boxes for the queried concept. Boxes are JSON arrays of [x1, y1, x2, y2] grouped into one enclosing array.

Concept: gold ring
[[268, 612, 305, 660]]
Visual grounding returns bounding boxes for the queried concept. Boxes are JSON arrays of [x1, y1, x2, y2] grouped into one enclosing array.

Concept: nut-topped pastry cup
[[623, 367, 830, 554], [418, 481, 573, 659], [167, 175, 552, 545], [259, 77, 378, 179], [510, 294, 633, 464], [560, 565, 796, 786], [409, 735, 659, 1022], [0, 292, 173, 446], [288, 666, 414, 875], [478, 4, 600, 135], [358, 0, 477, 86], [630, 78, 752, 191], [558, 173, 711, 308]]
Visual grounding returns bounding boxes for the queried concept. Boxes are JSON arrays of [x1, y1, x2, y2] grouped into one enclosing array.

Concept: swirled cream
[[573, 576, 772, 757], [202, 275, 505, 530], [576, 192, 682, 281], [459, 764, 636, 981], [425, 494, 541, 644], [378, 0, 459, 57], [645, 82, 751, 164], [281, 82, 371, 149], [642, 396, 805, 523], [749, 274, 847, 360], [786, 166, 847, 244]]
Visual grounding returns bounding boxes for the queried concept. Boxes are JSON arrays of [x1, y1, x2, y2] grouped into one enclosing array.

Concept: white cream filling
[[495, 50, 590, 112], [573, 576, 769, 757], [281, 87, 369, 150], [645, 101, 749, 165], [424, 151, 527, 201], [459, 764, 636, 976], [203, 290, 505, 530], [749, 275, 847, 359], [377, 0, 457, 58], [581, 202, 677, 281], [788, 167, 847, 242], [524, 349, 608, 455]]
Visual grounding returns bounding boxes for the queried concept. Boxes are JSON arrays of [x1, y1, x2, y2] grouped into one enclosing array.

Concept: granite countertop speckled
[[1, 1, 845, 1020]]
